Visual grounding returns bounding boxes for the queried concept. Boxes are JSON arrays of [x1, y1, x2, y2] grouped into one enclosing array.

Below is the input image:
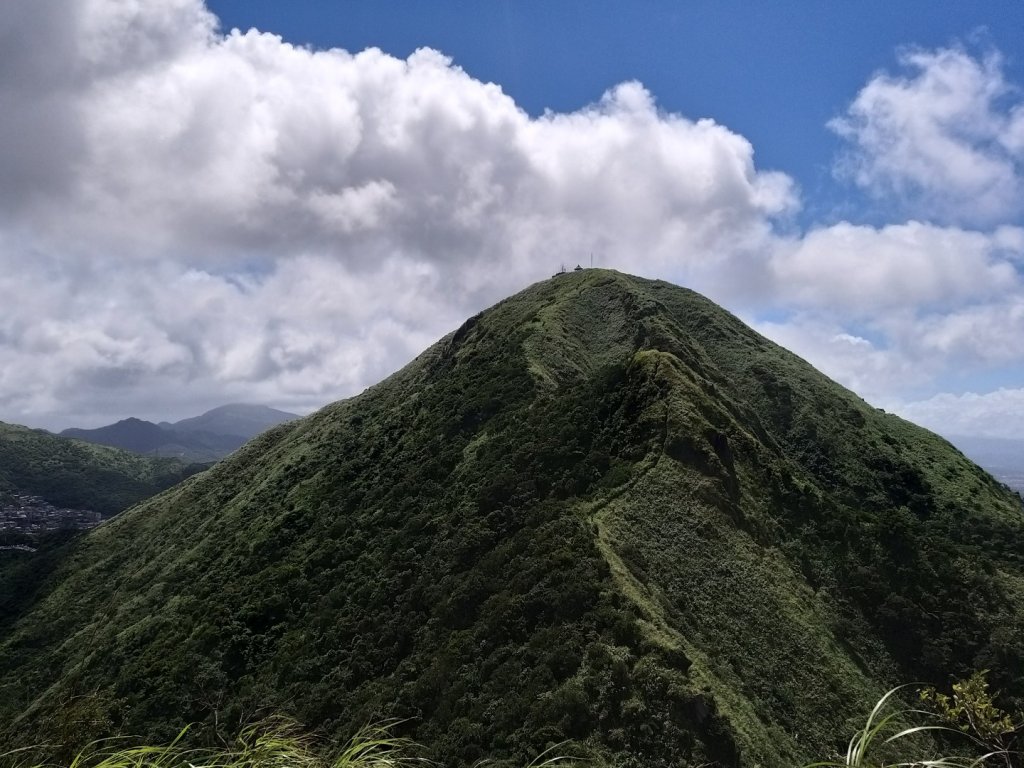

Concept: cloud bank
[[0, 0, 1022, 436], [0, 0, 797, 426], [898, 389, 1024, 441], [831, 46, 1024, 226]]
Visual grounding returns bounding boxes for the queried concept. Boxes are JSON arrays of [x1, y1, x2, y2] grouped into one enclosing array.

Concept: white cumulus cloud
[[752, 316, 932, 405], [768, 221, 1023, 313], [1, 2, 1023, 440], [753, 220, 1024, 417], [0, 0, 797, 428], [831, 46, 1024, 226], [897, 389, 1024, 441]]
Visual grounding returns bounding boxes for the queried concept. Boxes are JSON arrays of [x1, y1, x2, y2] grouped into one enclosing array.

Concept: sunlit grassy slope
[[1, 270, 1022, 768]]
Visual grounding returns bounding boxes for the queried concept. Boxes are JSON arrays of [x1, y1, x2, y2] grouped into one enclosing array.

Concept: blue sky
[[1, 0, 1023, 438], [205, 1, 1024, 227]]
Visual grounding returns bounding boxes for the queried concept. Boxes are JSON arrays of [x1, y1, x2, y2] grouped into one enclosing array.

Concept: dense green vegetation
[[1, 270, 1022, 768], [0, 422, 202, 516], [0, 424, 205, 635]]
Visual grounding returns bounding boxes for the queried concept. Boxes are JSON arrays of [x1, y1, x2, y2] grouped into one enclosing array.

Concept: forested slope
[[0, 422, 201, 515], [1, 270, 1021, 768]]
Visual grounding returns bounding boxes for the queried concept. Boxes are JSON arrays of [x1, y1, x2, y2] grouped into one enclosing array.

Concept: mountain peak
[[170, 403, 298, 439], [3, 273, 1023, 768]]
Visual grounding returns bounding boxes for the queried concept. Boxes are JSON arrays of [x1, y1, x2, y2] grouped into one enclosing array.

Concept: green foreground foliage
[[808, 673, 1023, 768], [1, 721, 429, 768], [920, 672, 1024, 768], [4, 678, 1020, 768], [2, 271, 1023, 768], [0, 423, 205, 627]]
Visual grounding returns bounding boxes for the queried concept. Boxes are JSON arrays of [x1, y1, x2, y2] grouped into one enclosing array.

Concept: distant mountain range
[[61, 404, 298, 462]]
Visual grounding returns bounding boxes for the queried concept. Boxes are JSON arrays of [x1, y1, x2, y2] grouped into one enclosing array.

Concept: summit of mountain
[[163, 403, 299, 440], [2, 269, 1022, 768], [61, 417, 173, 455]]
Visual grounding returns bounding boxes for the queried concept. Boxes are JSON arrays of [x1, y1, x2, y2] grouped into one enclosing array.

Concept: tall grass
[[0, 720, 426, 768], [3, 685, 1017, 768], [804, 684, 1013, 768]]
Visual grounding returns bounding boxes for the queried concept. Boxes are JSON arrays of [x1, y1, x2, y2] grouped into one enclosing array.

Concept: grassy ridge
[[1, 271, 1022, 768]]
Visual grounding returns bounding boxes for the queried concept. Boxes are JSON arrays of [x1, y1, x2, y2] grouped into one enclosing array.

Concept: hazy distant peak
[[170, 404, 298, 440], [59, 404, 298, 462]]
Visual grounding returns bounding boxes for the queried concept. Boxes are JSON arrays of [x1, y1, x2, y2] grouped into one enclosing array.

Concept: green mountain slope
[[0, 422, 201, 516], [1, 270, 1022, 768], [0, 423, 205, 639]]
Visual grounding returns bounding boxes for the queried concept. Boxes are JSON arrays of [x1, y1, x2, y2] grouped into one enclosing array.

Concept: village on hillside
[[0, 492, 102, 548]]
